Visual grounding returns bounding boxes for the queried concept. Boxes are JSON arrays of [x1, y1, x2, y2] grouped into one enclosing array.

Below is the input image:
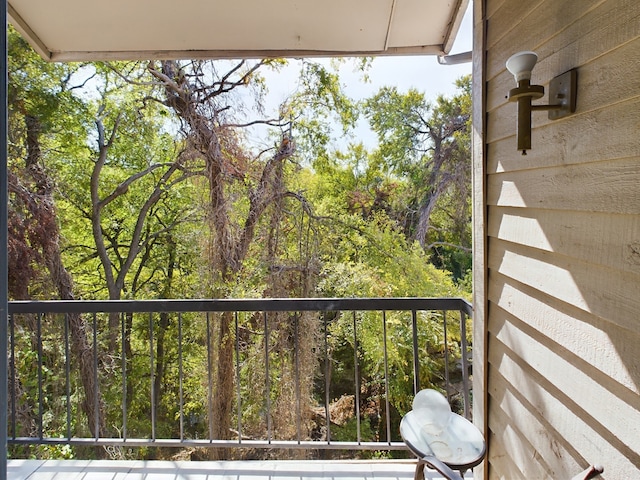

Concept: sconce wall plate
[[547, 69, 577, 120]]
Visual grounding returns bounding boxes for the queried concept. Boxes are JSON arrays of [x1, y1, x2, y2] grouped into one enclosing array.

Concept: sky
[[67, 4, 473, 153], [268, 5, 471, 99], [257, 4, 473, 149]]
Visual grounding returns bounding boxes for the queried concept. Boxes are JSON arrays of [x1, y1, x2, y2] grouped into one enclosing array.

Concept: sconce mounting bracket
[[548, 69, 577, 120], [508, 84, 544, 101]]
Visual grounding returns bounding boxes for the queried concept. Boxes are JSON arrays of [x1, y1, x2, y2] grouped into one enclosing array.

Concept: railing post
[[1, 0, 8, 475]]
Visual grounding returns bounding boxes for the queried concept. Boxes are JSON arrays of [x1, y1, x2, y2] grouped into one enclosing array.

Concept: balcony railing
[[8, 297, 472, 455]]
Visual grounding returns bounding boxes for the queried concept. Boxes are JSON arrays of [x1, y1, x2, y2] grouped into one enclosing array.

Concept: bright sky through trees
[[258, 4, 473, 149]]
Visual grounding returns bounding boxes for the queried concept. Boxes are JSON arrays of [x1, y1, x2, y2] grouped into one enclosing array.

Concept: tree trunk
[[25, 113, 108, 455], [210, 311, 235, 450]]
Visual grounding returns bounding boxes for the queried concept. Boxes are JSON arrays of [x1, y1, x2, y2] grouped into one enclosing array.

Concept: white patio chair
[[400, 389, 603, 480]]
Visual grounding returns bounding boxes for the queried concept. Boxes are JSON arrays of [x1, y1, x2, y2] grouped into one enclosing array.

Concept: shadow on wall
[[485, 176, 640, 477]]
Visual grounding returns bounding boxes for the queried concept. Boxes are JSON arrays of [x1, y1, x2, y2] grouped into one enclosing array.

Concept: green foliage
[[8, 31, 473, 460], [331, 416, 375, 443], [283, 61, 360, 166], [363, 76, 472, 278]]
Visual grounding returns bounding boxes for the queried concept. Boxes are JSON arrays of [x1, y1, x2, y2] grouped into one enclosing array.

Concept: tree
[[142, 59, 298, 451], [141, 58, 365, 450], [364, 76, 471, 276], [7, 33, 473, 457], [7, 27, 108, 446]]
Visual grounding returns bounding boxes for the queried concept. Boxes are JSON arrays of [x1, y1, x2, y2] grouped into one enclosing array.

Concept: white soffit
[[8, 0, 468, 61]]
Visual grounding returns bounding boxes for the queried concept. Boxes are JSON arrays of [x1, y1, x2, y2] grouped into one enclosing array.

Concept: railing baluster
[[149, 312, 156, 441], [178, 312, 184, 441], [235, 311, 242, 444], [323, 312, 331, 444], [92, 312, 99, 441], [37, 313, 43, 440], [443, 310, 450, 402], [353, 311, 361, 444], [382, 311, 391, 444], [264, 311, 271, 443], [9, 313, 15, 441], [206, 312, 213, 441], [412, 309, 420, 395], [121, 312, 127, 441], [460, 309, 470, 420], [65, 313, 71, 440], [294, 312, 301, 443]]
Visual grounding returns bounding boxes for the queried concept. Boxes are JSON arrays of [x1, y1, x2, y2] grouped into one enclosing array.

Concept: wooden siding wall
[[479, 0, 640, 478]]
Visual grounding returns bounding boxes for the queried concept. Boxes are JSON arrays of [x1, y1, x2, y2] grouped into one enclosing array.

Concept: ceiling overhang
[[8, 0, 468, 62]]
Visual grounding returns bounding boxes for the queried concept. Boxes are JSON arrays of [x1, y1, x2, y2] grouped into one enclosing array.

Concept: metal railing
[[8, 297, 472, 454]]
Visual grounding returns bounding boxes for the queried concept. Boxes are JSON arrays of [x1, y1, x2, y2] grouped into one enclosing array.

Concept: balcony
[[7, 298, 472, 478]]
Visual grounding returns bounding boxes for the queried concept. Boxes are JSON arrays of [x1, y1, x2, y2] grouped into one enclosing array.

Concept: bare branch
[[425, 241, 472, 252], [147, 64, 185, 95], [67, 70, 98, 91], [217, 60, 246, 86], [107, 62, 165, 88], [97, 163, 169, 208], [222, 118, 285, 129]]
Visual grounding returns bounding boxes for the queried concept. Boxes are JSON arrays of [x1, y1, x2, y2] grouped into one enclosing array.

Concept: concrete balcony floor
[[9, 459, 472, 480]]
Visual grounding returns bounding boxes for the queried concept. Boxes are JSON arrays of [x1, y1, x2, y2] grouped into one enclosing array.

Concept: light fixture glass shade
[[506, 51, 538, 83]]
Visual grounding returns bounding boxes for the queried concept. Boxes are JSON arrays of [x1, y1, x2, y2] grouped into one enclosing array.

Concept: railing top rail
[[9, 297, 472, 316]]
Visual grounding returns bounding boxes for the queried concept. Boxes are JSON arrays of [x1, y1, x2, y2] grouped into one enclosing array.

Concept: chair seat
[[400, 410, 485, 471], [400, 390, 603, 480], [400, 390, 485, 480]]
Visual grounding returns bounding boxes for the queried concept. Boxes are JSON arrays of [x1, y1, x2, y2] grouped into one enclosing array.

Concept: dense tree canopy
[[7, 26, 472, 460]]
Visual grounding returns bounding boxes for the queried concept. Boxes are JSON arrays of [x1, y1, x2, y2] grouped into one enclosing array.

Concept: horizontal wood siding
[[482, 0, 640, 477]]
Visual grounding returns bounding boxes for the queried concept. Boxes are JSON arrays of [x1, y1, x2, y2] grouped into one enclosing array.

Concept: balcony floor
[[8, 459, 472, 480]]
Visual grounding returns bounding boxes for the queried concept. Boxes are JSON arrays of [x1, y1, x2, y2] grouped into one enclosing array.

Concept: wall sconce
[[506, 51, 577, 155]]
